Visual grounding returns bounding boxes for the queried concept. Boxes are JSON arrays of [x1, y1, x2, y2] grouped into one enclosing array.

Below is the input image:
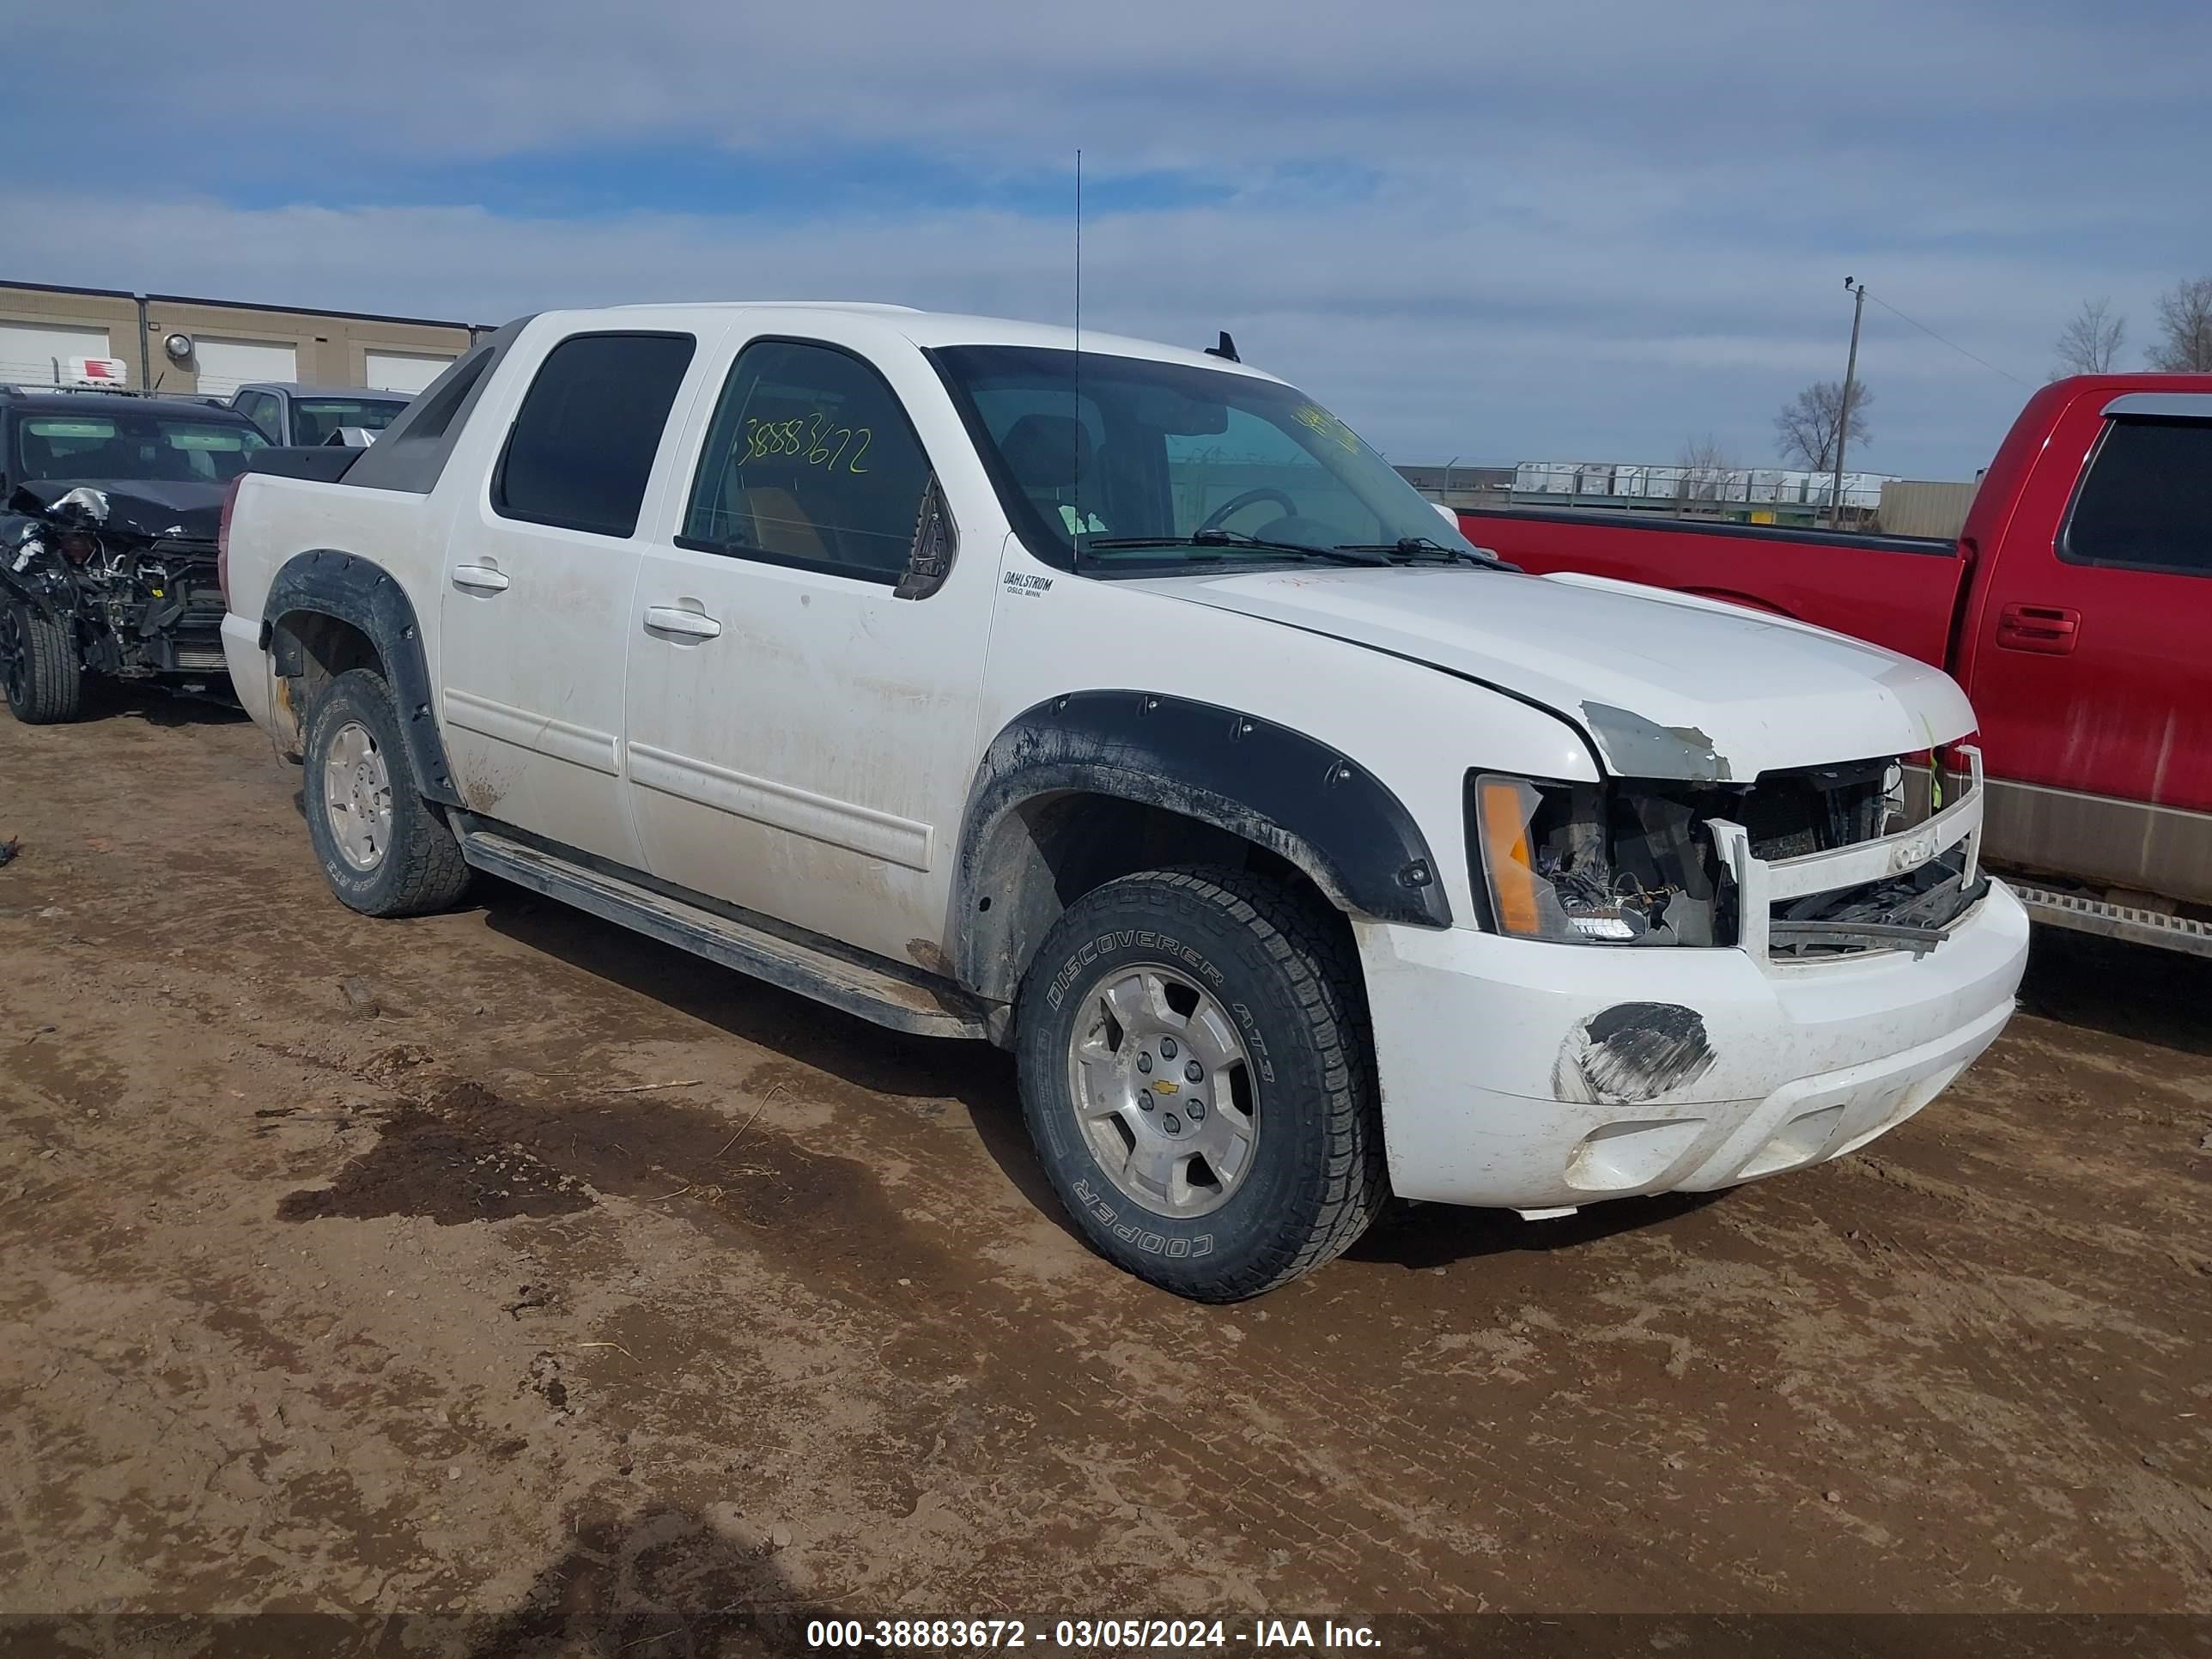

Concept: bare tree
[[1674, 434, 1735, 513], [1774, 380, 1873, 472], [2148, 276, 2212, 372], [2051, 297, 2125, 379]]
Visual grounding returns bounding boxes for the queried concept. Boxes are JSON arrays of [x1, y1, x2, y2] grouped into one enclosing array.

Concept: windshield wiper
[[1085, 529, 1392, 566], [1334, 537, 1513, 568]]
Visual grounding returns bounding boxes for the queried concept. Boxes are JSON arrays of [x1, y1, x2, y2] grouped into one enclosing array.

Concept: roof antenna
[[1205, 331, 1239, 363], [1072, 147, 1085, 574]]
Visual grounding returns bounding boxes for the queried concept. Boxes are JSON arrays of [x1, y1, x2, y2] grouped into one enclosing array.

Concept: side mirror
[[894, 476, 956, 601]]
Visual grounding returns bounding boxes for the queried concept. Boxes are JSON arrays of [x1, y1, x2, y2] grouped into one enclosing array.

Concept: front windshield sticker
[[1292, 403, 1362, 455], [27, 421, 116, 438], [170, 433, 252, 449]]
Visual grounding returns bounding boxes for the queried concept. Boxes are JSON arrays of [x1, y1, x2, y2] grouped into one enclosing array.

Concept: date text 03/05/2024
[[804, 1618, 1380, 1650]]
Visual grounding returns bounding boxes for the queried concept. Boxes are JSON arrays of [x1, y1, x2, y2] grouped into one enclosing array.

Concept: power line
[[1862, 290, 2032, 388]]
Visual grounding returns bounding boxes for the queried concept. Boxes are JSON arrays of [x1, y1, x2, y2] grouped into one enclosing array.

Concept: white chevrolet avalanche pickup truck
[[219, 302, 2030, 1301]]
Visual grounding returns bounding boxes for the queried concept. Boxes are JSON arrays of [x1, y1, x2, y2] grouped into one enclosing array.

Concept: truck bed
[[243, 446, 365, 486]]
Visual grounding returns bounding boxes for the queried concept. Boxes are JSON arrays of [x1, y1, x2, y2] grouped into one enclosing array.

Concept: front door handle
[[451, 562, 510, 593], [643, 604, 723, 640], [1996, 602, 2080, 654]]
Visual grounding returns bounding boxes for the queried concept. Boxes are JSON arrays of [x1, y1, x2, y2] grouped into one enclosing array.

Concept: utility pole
[[1832, 276, 1866, 529]]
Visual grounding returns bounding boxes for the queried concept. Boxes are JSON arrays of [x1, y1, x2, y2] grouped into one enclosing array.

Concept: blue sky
[[9, 0, 2209, 477]]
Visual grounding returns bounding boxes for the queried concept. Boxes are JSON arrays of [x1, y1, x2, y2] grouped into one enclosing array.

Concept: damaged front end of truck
[[2, 480, 232, 696], [1470, 744, 1990, 960]]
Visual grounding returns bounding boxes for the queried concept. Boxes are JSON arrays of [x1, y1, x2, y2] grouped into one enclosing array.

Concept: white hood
[[1128, 566, 1976, 781]]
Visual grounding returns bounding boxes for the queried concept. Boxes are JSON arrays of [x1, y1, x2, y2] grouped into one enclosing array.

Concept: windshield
[[292, 398, 408, 447], [930, 344, 1479, 573], [14, 411, 269, 484]]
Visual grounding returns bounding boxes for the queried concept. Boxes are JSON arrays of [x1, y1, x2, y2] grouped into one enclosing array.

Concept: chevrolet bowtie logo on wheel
[[1152, 1080, 1180, 1096]]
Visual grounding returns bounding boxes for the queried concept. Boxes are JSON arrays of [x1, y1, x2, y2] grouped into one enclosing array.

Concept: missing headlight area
[[1477, 775, 1729, 945], [1469, 755, 1980, 954]]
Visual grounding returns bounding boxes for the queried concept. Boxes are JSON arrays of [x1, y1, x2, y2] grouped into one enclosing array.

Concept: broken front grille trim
[[1707, 747, 1986, 968]]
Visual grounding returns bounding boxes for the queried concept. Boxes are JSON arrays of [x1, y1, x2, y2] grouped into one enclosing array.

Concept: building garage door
[[363, 350, 455, 395], [0, 321, 115, 388], [194, 337, 296, 398]]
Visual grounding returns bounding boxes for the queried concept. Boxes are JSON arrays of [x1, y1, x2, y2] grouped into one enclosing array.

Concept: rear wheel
[[1015, 867, 1387, 1302], [302, 667, 471, 917], [0, 602, 84, 724]]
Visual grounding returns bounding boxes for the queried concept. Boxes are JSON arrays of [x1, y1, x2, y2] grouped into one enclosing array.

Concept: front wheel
[[0, 602, 83, 724], [301, 667, 471, 917], [1015, 868, 1386, 1302]]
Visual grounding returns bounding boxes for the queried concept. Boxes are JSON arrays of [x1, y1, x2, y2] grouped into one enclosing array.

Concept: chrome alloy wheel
[[1066, 963, 1259, 1218], [322, 720, 395, 872]]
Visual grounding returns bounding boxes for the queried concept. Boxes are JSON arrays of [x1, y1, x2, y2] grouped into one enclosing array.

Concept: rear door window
[[2062, 417, 2212, 577], [494, 331, 696, 538], [679, 338, 935, 582]]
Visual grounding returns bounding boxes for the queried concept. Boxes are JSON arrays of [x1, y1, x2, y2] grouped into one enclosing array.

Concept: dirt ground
[[1, 691, 2208, 1645]]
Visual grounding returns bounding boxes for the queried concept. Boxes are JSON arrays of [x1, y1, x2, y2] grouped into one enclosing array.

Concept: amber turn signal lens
[[1477, 778, 1543, 936]]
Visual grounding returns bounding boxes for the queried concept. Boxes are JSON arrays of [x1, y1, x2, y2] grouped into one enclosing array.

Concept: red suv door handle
[[1996, 602, 2081, 654]]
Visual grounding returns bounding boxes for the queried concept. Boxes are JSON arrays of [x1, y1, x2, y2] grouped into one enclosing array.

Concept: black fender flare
[[953, 690, 1449, 998], [260, 549, 458, 807]]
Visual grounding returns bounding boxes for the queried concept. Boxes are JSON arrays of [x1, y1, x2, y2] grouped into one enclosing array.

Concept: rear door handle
[[1996, 602, 2080, 654], [451, 562, 510, 593], [643, 604, 723, 640]]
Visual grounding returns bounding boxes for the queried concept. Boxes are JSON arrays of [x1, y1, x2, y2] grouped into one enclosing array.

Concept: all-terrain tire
[[1015, 866, 1388, 1302], [0, 602, 84, 724], [302, 667, 472, 917]]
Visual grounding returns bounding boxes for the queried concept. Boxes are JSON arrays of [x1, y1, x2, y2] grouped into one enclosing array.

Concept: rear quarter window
[[493, 331, 696, 538]]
